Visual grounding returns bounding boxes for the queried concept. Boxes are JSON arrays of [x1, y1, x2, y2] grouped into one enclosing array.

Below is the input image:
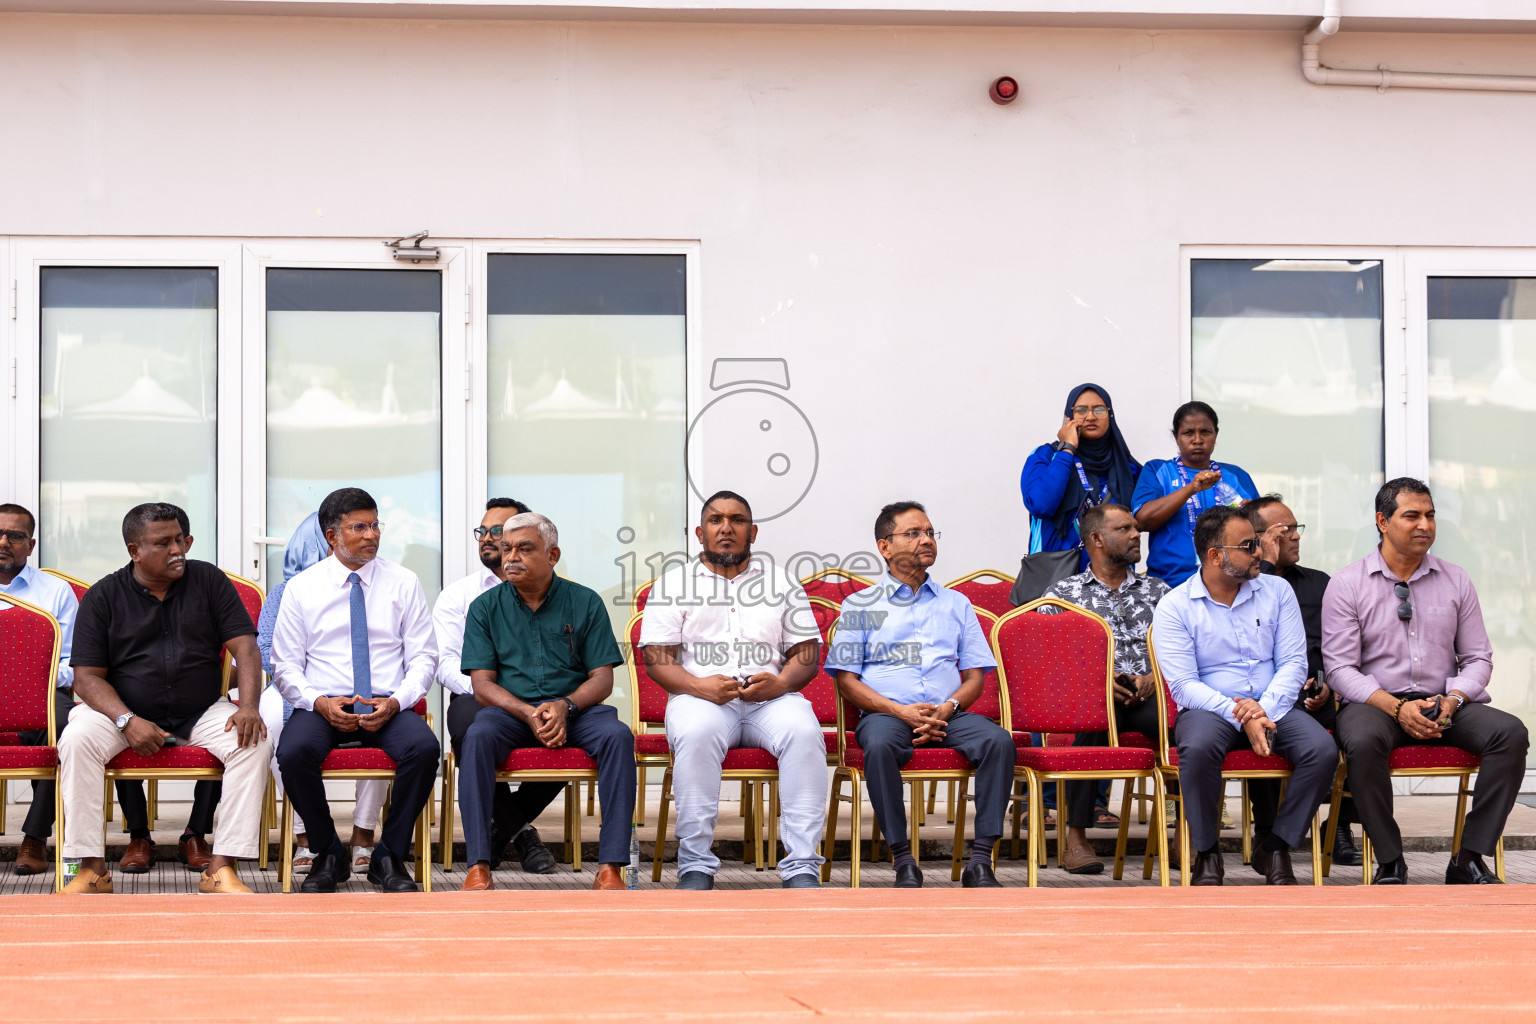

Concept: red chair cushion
[[1016, 746, 1155, 772], [0, 746, 57, 769], [634, 733, 670, 755], [722, 748, 778, 770], [107, 746, 223, 770], [1120, 731, 1155, 750], [1161, 748, 1296, 772], [842, 742, 973, 772], [1389, 746, 1481, 771], [1011, 732, 1034, 748], [320, 748, 399, 771], [499, 747, 598, 772], [0, 733, 21, 745]]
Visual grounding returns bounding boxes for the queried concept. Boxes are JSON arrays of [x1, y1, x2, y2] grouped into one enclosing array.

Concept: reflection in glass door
[[265, 268, 443, 597], [40, 267, 218, 580], [1427, 277, 1536, 761]]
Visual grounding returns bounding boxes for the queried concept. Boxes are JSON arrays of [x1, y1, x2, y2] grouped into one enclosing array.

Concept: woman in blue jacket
[[1131, 400, 1257, 587], [1021, 383, 1141, 571]]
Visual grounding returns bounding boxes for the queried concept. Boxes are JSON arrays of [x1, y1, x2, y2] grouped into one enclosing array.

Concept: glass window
[[1191, 259, 1385, 572], [265, 268, 443, 597], [487, 254, 688, 718], [40, 267, 218, 580], [1427, 276, 1536, 765]]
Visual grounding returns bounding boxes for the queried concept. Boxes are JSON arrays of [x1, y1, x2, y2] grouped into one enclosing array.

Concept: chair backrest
[[628, 613, 670, 729], [1147, 626, 1179, 764], [632, 578, 655, 618], [0, 593, 62, 741], [220, 571, 267, 696], [41, 568, 89, 602], [968, 607, 1004, 722], [802, 597, 841, 727], [993, 597, 1115, 737], [799, 568, 875, 606], [946, 570, 1017, 618]]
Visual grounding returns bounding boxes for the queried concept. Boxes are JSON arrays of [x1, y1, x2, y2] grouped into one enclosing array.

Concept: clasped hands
[[1396, 694, 1457, 740], [893, 700, 955, 746], [315, 694, 401, 733], [1113, 673, 1155, 706], [694, 672, 794, 707], [1232, 697, 1277, 757]]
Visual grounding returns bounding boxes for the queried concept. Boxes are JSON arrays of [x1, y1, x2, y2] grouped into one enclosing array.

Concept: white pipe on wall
[[1302, 0, 1536, 94]]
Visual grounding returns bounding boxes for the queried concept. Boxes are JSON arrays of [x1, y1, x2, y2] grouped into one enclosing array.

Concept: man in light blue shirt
[[1151, 505, 1336, 886], [0, 503, 79, 875], [825, 500, 1015, 888]]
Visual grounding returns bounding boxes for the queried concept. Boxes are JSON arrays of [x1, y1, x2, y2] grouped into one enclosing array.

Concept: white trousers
[[59, 700, 271, 860], [664, 692, 828, 879], [258, 686, 386, 836]]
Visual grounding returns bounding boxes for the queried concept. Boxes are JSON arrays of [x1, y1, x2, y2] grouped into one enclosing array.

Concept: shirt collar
[[0, 563, 38, 591], [883, 571, 939, 601], [1366, 546, 1438, 584], [692, 554, 764, 581], [507, 573, 563, 610], [326, 554, 380, 586], [1085, 567, 1139, 592], [477, 563, 501, 590], [1185, 570, 1256, 607]]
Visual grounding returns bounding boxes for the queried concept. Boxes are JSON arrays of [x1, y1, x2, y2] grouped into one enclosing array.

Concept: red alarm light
[[989, 76, 1019, 105]]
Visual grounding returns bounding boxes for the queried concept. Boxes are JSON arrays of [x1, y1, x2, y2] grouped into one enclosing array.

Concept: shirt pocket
[[1252, 617, 1280, 662]]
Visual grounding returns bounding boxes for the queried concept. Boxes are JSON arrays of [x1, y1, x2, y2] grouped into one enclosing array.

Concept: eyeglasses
[[1216, 539, 1260, 554], [1394, 581, 1413, 622], [1277, 524, 1307, 537], [1071, 405, 1110, 418], [473, 524, 504, 540], [340, 521, 383, 536], [883, 529, 941, 542], [0, 530, 31, 544]]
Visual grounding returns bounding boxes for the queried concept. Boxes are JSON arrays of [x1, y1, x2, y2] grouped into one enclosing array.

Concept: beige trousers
[[59, 700, 272, 860]]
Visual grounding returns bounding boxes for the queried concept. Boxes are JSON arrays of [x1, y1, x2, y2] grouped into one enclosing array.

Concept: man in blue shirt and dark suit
[[826, 500, 1015, 888], [1151, 505, 1337, 886]]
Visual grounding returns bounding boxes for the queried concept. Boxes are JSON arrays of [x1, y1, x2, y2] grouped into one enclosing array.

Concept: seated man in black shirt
[[58, 503, 269, 894], [1246, 494, 1358, 866]]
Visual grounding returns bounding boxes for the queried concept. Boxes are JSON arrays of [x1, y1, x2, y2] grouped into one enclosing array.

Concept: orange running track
[[9, 888, 1536, 1022]]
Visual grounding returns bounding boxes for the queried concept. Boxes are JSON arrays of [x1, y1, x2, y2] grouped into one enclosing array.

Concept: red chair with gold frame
[[1321, 746, 1505, 884], [820, 607, 1005, 888], [0, 593, 66, 891], [1148, 628, 1327, 886], [995, 598, 1163, 887], [946, 570, 1017, 618], [799, 567, 875, 607], [278, 698, 434, 891]]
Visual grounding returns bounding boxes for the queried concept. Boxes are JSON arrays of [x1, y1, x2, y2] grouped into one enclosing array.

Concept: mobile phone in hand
[[1419, 698, 1452, 730]]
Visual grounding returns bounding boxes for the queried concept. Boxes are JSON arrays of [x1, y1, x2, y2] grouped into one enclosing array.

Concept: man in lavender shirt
[[1322, 478, 1528, 885]]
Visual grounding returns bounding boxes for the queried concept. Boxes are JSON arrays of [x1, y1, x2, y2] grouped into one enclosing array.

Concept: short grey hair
[[502, 511, 558, 549]]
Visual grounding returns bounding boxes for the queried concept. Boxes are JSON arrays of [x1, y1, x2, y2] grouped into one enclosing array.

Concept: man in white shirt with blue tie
[[273, 487, 439, 893], [0, 502, 79, 876]]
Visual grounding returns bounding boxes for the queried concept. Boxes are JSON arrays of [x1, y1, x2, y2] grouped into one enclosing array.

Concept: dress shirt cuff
[[1328, 670, 1377, 705], [437, 668, 473, 697], [295, 685, 323, 713], [1448, 676, 1490, 704], [1260, 693, 1290, 724], [391, 679, 429, 716]]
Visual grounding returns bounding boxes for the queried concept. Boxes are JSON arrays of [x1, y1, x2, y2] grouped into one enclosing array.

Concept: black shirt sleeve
[[70, 586, 111, 668]]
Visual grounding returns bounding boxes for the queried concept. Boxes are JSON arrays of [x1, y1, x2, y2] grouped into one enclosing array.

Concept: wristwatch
[[945, 697, 962, 716], [1050, 440, 1077, 455], [561, 697, 580, 718], [114, 712, 136, 731]]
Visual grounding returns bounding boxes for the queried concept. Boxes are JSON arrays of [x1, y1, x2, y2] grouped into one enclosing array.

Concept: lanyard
[[1175, 456, 1224, 532], [1073, 458, 1110, 507]]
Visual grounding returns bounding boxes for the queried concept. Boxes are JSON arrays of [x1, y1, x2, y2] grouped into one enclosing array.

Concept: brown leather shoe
[[1191, 849, 1225, 886], [1263, 847, 1297, 886], [198, 865, 254, 894], [61, 868, 113, 894], [592, 865, 626, 890], [118, 838, 154, 874], [1062, 840, 1104, 875], [462, 863, 495, 891], [180, 834, 213, 872], [14, 837, 47, 875]]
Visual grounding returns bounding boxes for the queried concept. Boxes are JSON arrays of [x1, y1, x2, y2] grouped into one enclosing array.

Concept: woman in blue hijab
[[1021, 383, 1142, 571]]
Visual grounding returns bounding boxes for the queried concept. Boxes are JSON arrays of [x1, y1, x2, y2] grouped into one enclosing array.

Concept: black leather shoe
[[1446, 851, 1502, 885], [1332, 823, 1363, 867], [676, 870, 715, 891], [894, 863, 923, 888], [512, 826, 559, 874], [1263, 847, 1297, 886], [961, 863, 1002, 888], [301, 848, 350, 893], [1373, 857, 1408, 885], [367, 849, 419, 892], [1191, 849, 1224, 886]]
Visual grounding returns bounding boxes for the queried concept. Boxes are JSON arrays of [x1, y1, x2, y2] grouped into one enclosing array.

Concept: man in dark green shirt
[[458, 512, 633, 891]]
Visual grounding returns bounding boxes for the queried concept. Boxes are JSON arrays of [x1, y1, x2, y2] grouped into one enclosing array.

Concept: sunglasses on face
[[1394, 581, 1413, 622], [1217, 539, 1260, 555]]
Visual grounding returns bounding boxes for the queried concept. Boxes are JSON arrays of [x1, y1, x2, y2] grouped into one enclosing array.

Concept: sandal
[[292, 846, 314, 874], [1094, 808, 1120, 829], [351, 845, 374, 872]]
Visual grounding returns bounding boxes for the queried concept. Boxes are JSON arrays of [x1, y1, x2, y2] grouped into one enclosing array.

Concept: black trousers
[[1066, 697, 1161, 829], [1250, 698, 1353, 843], [277, 707, 440, 860], [1336, 698, 1529, 863], [448, 692, 521, 840], [1175, 708, 1337, 854], [854, 711, 1015, 846], [460, 704, 635, 865], [21, 690, 217, 841]]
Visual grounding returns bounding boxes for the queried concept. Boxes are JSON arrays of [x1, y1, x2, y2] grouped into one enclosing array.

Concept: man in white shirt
[[0, 502, 79, 875], [639, 491, 827, 889], [434, 496, 557, 874], [273, 487, 439, 893]]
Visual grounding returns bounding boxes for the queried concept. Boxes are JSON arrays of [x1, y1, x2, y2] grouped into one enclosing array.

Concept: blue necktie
[[348, 572, 373, 713]]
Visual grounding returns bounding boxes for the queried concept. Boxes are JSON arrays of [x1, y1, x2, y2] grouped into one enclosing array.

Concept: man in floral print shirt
[[1042, 502, 1169, 874]]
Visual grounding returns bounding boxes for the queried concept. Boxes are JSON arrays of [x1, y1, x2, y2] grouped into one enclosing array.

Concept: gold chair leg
[[148, 779, 158, 830], [571, 781, 584, 872], [1360, 830, 1373, 886], [1239, 780, 1251, 865], [914, 780, 926, 827], [907, 779, 922, 871], [280, 794, 295, 893], [258, 776, 271, 870], [1496, 838, 1506, 882], [738, 779, 748, 818], [946, 779, 957, 824], [1310, 804, 1323, 886], [926, 779, 938, 816], [440, 752, 456, 870], [768, 780, 781, 870], [652, 768, 672, 883], [1009, 777, 1023, 860], [742, 781, 756, 866], [415, 802, 431, 891], [1178, 788, 1191, 887], [950, 776, 970, 882], [1151, 771, 1170, 887], [1025, 770, 1042, 888], [821, 770, 841, 883], [0, 779, 6, 834], [54, 777, 65, 893], [1052, 781, 1066, 870], [635, 764, 647, 827], [587, 778, 596, 817], [1114, 776, 1134, 880], [753, 780, 767, 871], [104, 778, 112, 826], [849, 772, 863, 889], [1321, 759, 1345, 878]]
